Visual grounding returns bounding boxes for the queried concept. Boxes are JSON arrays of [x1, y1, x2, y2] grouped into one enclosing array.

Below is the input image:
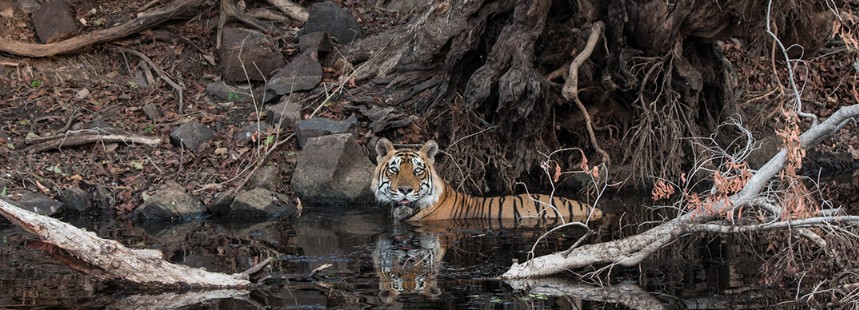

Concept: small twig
[[29, 134, 161, 153], [241, 257, 273, 276], [56, 107, 80, 134], [137, 0, 161, 12], [144, 154, 165, 175], [561, 21, 610, 167], [247, 8, 291, 23], [262, 0, 308, 22], [309, 263, 333, 277], [110, 46, 184, 113]]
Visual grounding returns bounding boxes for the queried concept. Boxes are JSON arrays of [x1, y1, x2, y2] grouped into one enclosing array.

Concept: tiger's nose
[[398, 186, 413, 194]]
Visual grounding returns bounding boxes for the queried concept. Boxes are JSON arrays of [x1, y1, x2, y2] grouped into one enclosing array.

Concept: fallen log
[[504, 103, 859, 278], [28, 133, 162, 153], [0, 198, 251, 288]]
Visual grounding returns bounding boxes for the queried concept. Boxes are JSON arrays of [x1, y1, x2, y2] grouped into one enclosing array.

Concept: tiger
[[372, 138, 603, 222], [373, 225, 442, 304]]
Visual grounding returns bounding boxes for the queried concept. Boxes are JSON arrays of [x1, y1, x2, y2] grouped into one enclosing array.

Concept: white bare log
[[263, 0, 308, 22], [504, 104, 859, 279], [0, 199, 250, 288]]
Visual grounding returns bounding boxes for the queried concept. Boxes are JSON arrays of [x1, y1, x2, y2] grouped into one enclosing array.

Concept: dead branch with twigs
[[504, 103, 859, 279], [0, 0, 207, 57], [110, 46, 185, 113]]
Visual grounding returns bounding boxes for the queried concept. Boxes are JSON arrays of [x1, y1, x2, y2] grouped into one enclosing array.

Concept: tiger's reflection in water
[[373, 223, 444, 303]]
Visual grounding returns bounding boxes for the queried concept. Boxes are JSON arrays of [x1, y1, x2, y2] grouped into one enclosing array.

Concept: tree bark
[[346, 0, 835, 192]]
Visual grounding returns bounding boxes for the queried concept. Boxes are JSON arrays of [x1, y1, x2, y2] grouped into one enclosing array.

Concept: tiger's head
[[372, 139, 443, 220]]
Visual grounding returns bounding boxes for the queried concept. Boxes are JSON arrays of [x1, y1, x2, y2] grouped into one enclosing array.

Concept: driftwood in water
[[0, 198, 250, 288]]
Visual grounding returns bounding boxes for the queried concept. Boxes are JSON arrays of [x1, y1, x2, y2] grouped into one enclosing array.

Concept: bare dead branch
[[0, 199, 250, 288], [28, 133, 162, 153], [110, 46, 185, 113], [684, 216, 859, 233], [504, 103, 859, 279], [0, 0, 207, 57]]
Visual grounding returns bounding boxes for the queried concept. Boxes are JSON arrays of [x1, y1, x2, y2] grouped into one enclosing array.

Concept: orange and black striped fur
[[372, 139, 603, 222]]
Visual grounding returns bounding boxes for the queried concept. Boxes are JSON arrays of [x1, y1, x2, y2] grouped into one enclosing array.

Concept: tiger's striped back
[[412, 191, 600, 223], [372, 138, 603, 222]]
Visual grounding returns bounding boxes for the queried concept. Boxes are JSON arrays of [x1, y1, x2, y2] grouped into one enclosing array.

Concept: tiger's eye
[[387, 167, 399, 174], [414, 168, 424, 175]]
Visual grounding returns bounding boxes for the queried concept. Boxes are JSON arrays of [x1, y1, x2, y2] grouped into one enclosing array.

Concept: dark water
[[0, 203, 786, 309]]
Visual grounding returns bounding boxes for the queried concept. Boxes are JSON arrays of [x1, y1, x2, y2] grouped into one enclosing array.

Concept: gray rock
[[296, 114, 357, 148], [233, 122, 272, 144], [267, 55, 323, 95], [291, 133, 375, 206], [252, 85, 279, 104], [57, 187, 91, 212], [133, 68, 149, 88], [142, 103, 162, 120], [132, 184, 207, 221], [206, 81, 254, 102], [265, 99, 303, 129], [300, 1, 362, 44], [170, 121, 216, 152], [208, 189, 236, 216], [17, 0, 42, 14], [228, 187, 295, 218], [31, 0, 76, 43], [5, 191, 64, 216], [248, 165, 280, 191], [88, 118, 113, 130], [299, 31, 333, 55], [219, 27, 286, 82], [351, 105, 415, 132], [92, 184, 114, 209]]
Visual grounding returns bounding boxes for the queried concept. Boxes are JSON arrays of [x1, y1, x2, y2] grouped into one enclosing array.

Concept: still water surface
[[0, 203, 783, 309]]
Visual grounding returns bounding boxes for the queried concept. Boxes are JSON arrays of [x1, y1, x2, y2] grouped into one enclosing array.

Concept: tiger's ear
[[375, 138, 395, 163], [420, 140, 439, 163]]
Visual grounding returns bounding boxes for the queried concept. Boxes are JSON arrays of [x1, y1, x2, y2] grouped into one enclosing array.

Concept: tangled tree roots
[[346, 0, 836, 190]]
